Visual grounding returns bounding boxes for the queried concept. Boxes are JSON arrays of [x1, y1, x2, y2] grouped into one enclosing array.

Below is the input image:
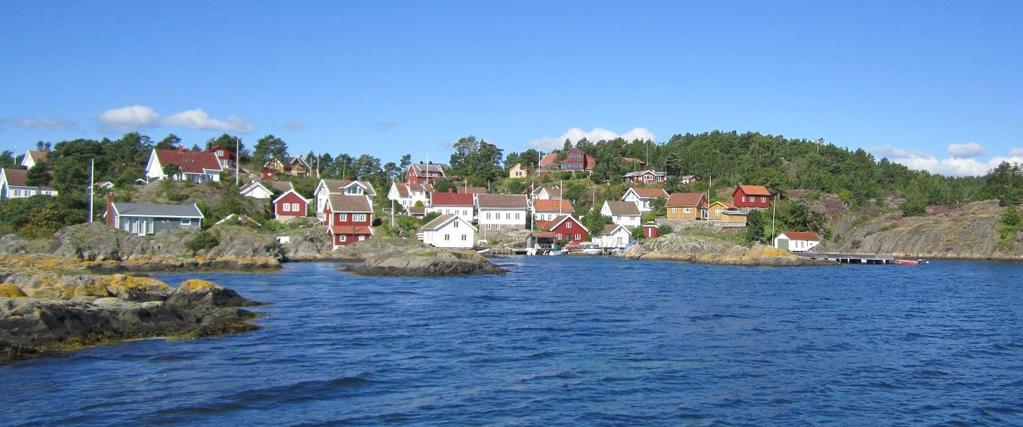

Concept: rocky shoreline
[[622, 233, 833, 266], [0, 256, 261, 361]]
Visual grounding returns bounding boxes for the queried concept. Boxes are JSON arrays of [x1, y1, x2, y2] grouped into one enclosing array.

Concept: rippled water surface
[[3, 258, 1023, 425]]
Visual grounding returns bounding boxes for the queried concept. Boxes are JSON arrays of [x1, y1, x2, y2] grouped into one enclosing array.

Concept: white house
[[621, 187, 669, 213], [20, 150, 48, 169], [144, 148, 223, 183], [0, 168, 58, 200], [476, 194, 529, 230], [239, 181, 274, 199], [601, 200, 641, 227], [595, 224, 633, 250], [426, 191, 475, 222], [105, 197, 203, 236], [388, 182, 432, 215], [531, 199, 574, 222], [315, 179, 377, 221], [774, 231, 821, 253], [530, 184, 562, 200], [420, 214, 476, 248]]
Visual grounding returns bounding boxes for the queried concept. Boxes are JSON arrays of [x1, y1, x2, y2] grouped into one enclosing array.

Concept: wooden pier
[[798, 252, 895, 264]]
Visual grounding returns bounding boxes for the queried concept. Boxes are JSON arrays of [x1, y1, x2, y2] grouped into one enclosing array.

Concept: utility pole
[[234, 137, 240, 187], [771, 194, 778, 243], [88, 158, 94, 223]]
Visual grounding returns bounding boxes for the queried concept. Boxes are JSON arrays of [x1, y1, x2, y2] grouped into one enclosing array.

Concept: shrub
[[185, 231, 219, 254]]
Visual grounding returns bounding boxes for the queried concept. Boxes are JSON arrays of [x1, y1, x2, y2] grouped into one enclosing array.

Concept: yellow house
[[666, 192, 708, 220], [707, 201, 747, 227], [508, 163, 527, 179]]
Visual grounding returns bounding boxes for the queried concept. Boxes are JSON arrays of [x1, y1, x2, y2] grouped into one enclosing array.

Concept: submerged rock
[[348, 249, 505, 276]]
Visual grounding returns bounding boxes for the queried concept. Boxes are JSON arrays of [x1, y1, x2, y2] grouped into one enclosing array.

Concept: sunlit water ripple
[[2, 257, 1022, 425]]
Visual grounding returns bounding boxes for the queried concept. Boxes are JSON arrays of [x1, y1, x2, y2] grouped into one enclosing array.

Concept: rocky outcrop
[[0, 258, 261, 361], [279, 227, 337, 261], [205, 225, 283, 259], [624, 233, 828, 266], [0, 234, 29, 255], [349, 249, 505, 276], [820, 201, 1023, 259]]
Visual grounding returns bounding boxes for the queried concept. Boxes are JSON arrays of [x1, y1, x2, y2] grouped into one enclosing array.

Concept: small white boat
[[547, 249, 566, 256], [577, 242, 603, 255]]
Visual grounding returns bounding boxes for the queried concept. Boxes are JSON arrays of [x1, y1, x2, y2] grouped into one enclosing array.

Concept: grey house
[[106, 200, 204, 236]]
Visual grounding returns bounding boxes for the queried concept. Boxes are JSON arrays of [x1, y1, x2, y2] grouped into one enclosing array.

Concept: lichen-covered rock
[[205, 225, 283, 259], [0, 283, 26, 298], [349, 249, 505, 276], [0, 234, 29, 255]]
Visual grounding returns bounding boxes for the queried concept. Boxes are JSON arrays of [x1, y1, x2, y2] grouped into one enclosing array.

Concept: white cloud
[[375, 121, 397, 132], [947, 142, 984, 158], [283, 119, 305, 130], [163, 108, 253, 132], [98, 105, 160, 131], [0, 116, 74, 131], [872, 143, 1023, 176], [529, 127, 656, 150]]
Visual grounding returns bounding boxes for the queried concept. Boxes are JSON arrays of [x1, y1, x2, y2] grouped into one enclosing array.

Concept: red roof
[[629, 187, 669, 199], [156, 149, 222, 174], [532, 199, 574, 213], [538, 152, 559, 167], [330, 225, 372, 235], [782, 231, 819, 241], [3, 168, 27, 186], [666, 192, 707, 208], [328, 195, 373, 213], [736, 185, 771, 196], [431, 192, 474, 206]]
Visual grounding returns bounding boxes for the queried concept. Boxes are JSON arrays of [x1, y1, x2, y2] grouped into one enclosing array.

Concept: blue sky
[[1, 1, 1021, 175]]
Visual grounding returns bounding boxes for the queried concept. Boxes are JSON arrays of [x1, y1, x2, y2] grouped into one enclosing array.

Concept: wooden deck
[[798, 252, 895, 264]]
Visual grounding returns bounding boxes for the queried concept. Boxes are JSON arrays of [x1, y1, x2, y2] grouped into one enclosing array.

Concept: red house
[[733, 184, 772, 209], [545, 214, 589, 244], [273, 188, 310, 222], [207, 146, 236, 169], [324, 194, 373, 247], [406, 162, 446, 185]]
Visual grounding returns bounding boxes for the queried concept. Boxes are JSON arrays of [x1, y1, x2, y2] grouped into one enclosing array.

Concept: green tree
[[162, 163, 182, 179], [252, 134, 288, 165], [744, 210, 767, 245], [156, 134, 181, 150], [26, 161, 51, 186], [0, 150, 16, 169]]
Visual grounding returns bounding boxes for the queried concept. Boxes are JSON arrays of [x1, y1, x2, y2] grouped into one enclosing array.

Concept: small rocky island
[[0, 256, 261, 361], [327, 238, 505, 276], [623, 233, 831, 266]]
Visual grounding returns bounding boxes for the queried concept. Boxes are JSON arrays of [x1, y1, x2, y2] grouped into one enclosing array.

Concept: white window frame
[[181, 218, 192, 226], [283, 203, 291, 212]]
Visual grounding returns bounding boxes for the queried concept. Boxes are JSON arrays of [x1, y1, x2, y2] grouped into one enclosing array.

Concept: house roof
[[206, 147, 235, 160], [272, 188, 310, 204], [410, 163, 447, 175], [156, 149, 223, 174], [460, 186, 487, 194], [531, 184, 561, 197], [624, 170, 665, 178], [604, 200, 640, 216], [284, 156, 310, 168], [477, 194, 528, 209], [320, 179, 376, 196], [112, 202, 203, 218], [270, 181, 295, 193], [736, 184, 771, 196], [2, 168, 28, 186], [709, 200, 738, 209], [431, 192, 474, 206], [330, 225, 373, 235], [626, 187, 669, 199], [667, 192, 707, 208], [28, 150, 49, 162], [600, 223, 630, 236], [546, 214, 588, 233], [328, 195, 373, 213], [407, 205, 426, 215], [621, 157, 646, 165], [532, 199, 574, 213], [538, 152, 559, 167], [420, 214, 478, 232], [781, 231, 820, 241], [239, 181, 270, 194]]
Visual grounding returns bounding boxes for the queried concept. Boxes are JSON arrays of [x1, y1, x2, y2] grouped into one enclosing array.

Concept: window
[[574, 234, 581, 240], [340, 235, 347, 242], [453, 221, 459, 228], [461, 234, 467, 241], [684, 208, 692, 213], [566, 222, 572, 229], [486, 212, 491, 220], [486, 224, 492, 230], [556, 233, 562, 240], [181, 218, 192, 225], [358, 235, 366, 241], [444, 234, 450, 241], [292, 203, 300, 212], [283, 203, 291, 212], [352, 214, 367, 222], [505, 212, 511, 219], [13, 189, 20, 196], [339, 213, 348, 222], [672, 208, 679, 214], [742, 196, 747, 202], [761, 196, 767, 203], [515, 213, 520, 219]]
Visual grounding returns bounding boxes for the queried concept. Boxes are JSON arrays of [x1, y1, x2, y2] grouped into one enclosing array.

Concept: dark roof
[[2, 168, 27, 186], [431, 192, 474, 206], [476, 194, 529, 209], [29, 150, 49, 162], [113, 202, 202, 218], [604, 200, 640, 216], [321, 179, 377, 196], [410, 163, 447, 175], [600, 224, 629, 236], [624, 170, 665, 178], [269, 181, 295, 193], [156, 149, 222, 174], [328, 195, 372, 213], [667, 192, 707, 208]]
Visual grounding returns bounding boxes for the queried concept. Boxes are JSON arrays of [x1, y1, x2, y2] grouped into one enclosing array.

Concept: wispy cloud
[[529, 127, 656, 150], [283, 118, 305, 130], [0, 116, 75, 131], [375, 121, 397, 132], [97, 105, 253, 133], [872, 142, 1023, 176]]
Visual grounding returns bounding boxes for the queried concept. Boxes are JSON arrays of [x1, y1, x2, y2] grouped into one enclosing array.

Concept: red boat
[[894, 259, 920, 265]]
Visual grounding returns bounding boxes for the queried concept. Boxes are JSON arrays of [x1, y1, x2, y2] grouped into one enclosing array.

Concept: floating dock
[[798, 252, 895, 264]]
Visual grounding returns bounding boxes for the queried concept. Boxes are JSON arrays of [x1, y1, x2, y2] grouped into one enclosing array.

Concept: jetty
[[798, 252, 895, 264]]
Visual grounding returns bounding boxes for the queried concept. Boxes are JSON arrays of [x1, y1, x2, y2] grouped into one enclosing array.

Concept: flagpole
[[88, 158, 94, 223]]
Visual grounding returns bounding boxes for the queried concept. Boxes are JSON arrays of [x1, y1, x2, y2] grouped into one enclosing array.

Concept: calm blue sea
[[2, 258, 1022, 426]]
